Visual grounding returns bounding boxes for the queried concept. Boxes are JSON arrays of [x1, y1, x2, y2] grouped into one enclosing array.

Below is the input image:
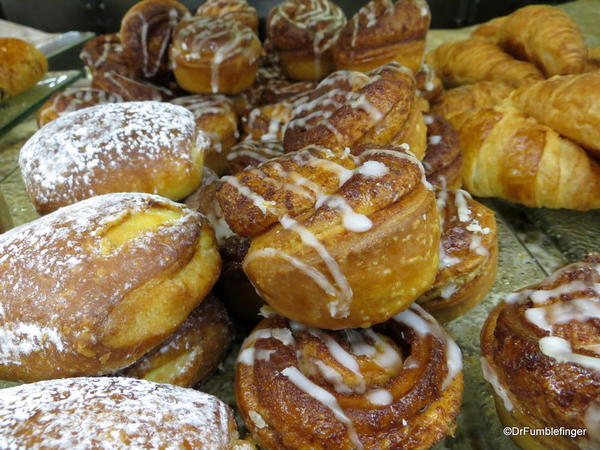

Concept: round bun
[[195, 0, 259, 34], [0, 193, 220, 382], [0, 377, 253, 448], [121, 294, 232, 387], [0, 37, 48, 100], [236, 305, 463, 449], [422, 114, 463, 190], [119, 0, 190, 79], [170, 16, 262, 94], [91, 70, 175, 101], [36, 88, 123, 127], [20, 101, 204, 214], [79, 33, 133, 77], [171, 94, 240, 175]]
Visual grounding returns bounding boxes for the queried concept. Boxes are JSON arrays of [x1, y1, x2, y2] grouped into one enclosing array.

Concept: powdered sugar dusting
[[0, 377, 237, 449], [20, 102, 198, 210]]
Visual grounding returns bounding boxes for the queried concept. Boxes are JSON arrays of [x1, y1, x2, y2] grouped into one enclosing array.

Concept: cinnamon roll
[[91, 70, 175, 101], [236, 305, 463, 449], [119, 0, 190, 79], [195, 0, 259, 35], [121, 294, 232, 387], [243, 101, 295, 142], [283, 63, 417, 155], [333, 0, 430, 73], [170, 16, 262, 94], [266, 0, 347, 81], [422, 114, 462, 190], [171, 94, 240, 174], [481, 255, 600, 449], [79, 33, 134, 77], [417, 189, 497, 322], [36, 88, 123, 127], [415, 63, 443, 102], [216, 144, 440, 329], [226, 139, 284, 175]]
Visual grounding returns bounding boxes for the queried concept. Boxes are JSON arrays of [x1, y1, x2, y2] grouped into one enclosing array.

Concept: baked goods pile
[[4, 0, 599, 448], [0, 38, 48, 101], [428, 5, 600, 210]]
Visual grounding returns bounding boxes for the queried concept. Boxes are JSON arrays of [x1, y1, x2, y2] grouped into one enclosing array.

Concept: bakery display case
[[0, 0, 599, 449]]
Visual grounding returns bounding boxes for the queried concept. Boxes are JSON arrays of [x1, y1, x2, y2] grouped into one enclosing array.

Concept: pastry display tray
[[0, 70, 82, 138], [0, 1, 598, 448]]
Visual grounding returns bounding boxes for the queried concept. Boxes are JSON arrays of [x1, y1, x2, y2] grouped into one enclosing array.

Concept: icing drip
[[481, 357, 513, 411], [539, 337, 600, 372]]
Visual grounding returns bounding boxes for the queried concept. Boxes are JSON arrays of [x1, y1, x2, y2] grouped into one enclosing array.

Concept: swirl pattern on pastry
[[79, 33, 133, 76], [195, 0, 259, 34], [481, 255, 600, 449], [0, 377, 252, 449], [217, 145, 439, 329], [226, 139, 284, 175], [236, 305, 463, 449], [421, 114, 462, 190], [91, 70, 175, 101]]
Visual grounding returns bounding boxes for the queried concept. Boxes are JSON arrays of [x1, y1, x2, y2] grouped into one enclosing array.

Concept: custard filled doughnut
[[417, 189, 497, 322], [217, 145, 439, 329], [0, 193, 220, 382], [0, 377, 253, 448], [422, 114, 462, 190], [20, 101, 205, 214], [226, 139, 284, 175], [266, 0, 347, 81], [121, 294, 232, 387], [236, 305, 463, 449], [79, 33, 134, 77], [333, 0, 430, 73], [91, 70, 175, 101], [195, 0, 259, 35], [171, 94, 240, 175], [171, 16, 262, 94], [36, 88, 123, 127], [283, 63, 418, 154], [120, 0, 190, 79], [481, 256, 600, 449]]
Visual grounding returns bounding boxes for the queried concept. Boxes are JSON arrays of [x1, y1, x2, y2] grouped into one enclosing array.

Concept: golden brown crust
[[0, 377, 251, 448], [91, 70, 175, 101], [470, 16, 506, 44], [120, 0, 190, 79], [417, 190, 497, 322], [171, 94, 240, 174], [422, 114, 462, 190], [266, 0, 346, 81], [457, 101, 600, 210], [121, 294, 232, 387], [283, 63, 416, 154], [243, 101, 295, 142], [36, 88, 124, 127], [481, 255, 600, 449], [426, 38, 544, 89], [236, 306, 463, 449], [415, 64, 443, 102], [0, 193, 221, 382], [226, 139, 284, 175], [170, 16, 262, 94], [389, 99, 427, 160], [333, 0, 430, 73], [20, 102, 204, 214], [498, 5, 587, 77], [510, 72, 600, 158], [0, 37, 48, 100], [195, 0, 259, 34], [79, 33, 134, 77], [218, 145, 439, 329], [431, 81, 514, 130]]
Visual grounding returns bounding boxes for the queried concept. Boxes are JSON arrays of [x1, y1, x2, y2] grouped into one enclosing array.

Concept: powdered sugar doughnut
[[20, 101, 206, 215], [0, 192, 220, 382], [0, 377, 253, 449]]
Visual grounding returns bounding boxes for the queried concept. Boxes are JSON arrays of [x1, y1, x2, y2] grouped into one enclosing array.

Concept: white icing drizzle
[[480, 357, 514, 411], [366, 388, 393, 406], [423, 114, 434, 125], [539, 337, 600, 372], [393, 304, 462, 389], [281, 366, 364, 450], [584, 398, 600, 444], [363, 329, 404, 372], [428, 135, 442, 146]]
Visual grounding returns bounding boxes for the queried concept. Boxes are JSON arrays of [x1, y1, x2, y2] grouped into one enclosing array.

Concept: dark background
[[0, 0, 568, 34]]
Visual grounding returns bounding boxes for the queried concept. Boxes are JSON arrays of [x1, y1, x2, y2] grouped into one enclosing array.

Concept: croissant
[[426, 38, 544, 89], [510, 72, 600, 158], [332, 0, 430, 73], [498, 5, 587, 77], [216, 145, 440, 329], [431, 81, 515, 130], [417, 189, 497, 322], [470, 16, 506, 44], [587, 47, 600, 72], [236, 305, 463, 449], [458, 101, 600, 210], [481, 255, 600, 449], [283, 63, 417, 155]]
